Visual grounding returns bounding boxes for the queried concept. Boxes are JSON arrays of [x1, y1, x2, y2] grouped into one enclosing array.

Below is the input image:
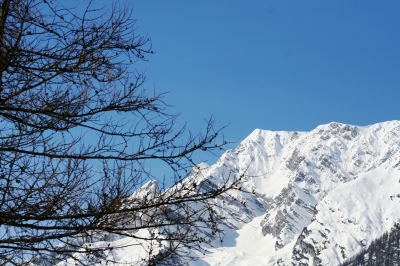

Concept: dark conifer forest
[[343, 223, 400, 266]]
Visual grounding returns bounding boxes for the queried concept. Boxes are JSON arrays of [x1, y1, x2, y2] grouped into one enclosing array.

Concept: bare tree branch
[[0, 0, 245, 265]]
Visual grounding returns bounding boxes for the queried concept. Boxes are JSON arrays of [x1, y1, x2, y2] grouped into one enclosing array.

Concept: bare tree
[[0, 0, 245, 265]]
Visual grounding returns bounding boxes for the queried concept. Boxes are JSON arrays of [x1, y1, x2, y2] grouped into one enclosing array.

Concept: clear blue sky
[[86, 1, 400, 163]]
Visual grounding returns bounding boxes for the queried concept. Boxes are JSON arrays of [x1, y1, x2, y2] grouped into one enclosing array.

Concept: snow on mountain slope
[[290, 165, 400, 265], [192, 120, 400, 265]]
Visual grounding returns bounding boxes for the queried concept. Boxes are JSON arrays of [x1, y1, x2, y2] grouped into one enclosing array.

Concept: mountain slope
[[342, 223, 400, 265]]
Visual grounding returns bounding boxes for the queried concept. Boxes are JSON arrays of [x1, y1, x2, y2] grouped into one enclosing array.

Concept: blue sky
[[89, 1, 400, 164]]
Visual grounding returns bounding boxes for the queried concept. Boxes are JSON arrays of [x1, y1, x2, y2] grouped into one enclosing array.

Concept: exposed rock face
[[286, 149, 305, 171]]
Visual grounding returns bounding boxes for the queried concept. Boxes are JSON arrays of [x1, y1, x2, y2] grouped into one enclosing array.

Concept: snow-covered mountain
[[61, 121, 400, 265], [191, 120, 400, 265]]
